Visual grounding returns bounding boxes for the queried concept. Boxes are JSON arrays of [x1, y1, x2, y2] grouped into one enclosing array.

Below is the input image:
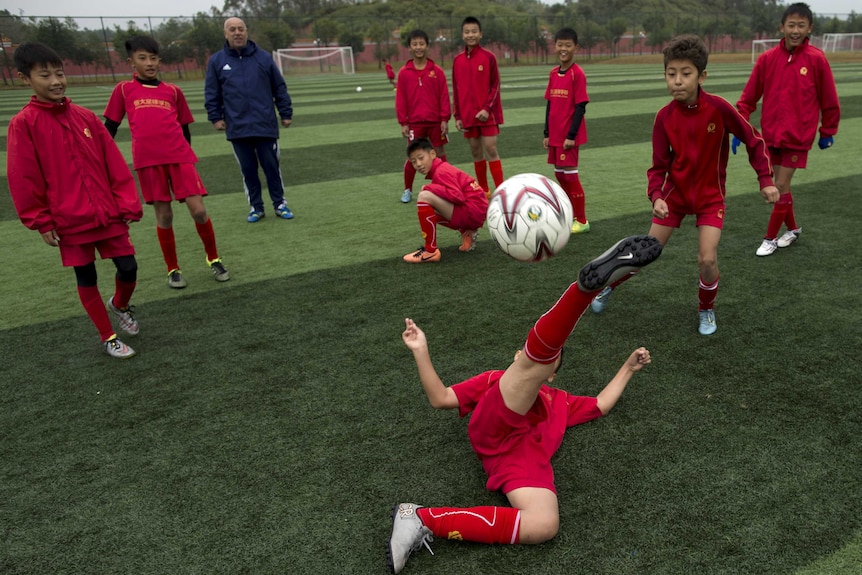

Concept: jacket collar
[[28, 95, 70, 114], [223, 39, 257, 57]]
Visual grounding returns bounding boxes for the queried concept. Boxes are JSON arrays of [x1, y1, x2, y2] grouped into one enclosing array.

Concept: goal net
[[273, 46, 355, 75], [821, 33, 862, 53]]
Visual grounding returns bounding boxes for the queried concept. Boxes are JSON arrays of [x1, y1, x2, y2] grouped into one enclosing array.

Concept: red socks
[[524, 282, 593, 364], [195, 218, 220, 262], [156, 226, 179, 272], [473, 160, 489, 194], [77, 285, 114, 341], [417, 202, 439, 252], [403, 159, 416, 192], [489, 159, 504, 189], [698, 275, 719, 311], [556, 169, 586, 223], [417, 506, 521, 545], [765, 192, 794, 239], [113, 277, 137, 310]]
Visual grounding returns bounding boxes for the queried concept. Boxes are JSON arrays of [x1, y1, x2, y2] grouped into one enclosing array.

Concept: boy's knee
[[522, 516, 559, 543], [113, 255, 138, 283]]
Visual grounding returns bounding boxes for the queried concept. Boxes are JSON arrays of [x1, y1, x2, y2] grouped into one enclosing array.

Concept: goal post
[[751, 39, 781, 63], [821, 33, 862, 53], [273, 46, 355, 75]]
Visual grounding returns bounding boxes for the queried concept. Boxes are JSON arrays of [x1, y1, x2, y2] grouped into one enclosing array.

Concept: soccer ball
[[356, 86, 363, 92], [486, 173, 573, 262]]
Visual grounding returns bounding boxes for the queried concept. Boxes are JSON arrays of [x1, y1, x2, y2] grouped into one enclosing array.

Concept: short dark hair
[[406, 29, 429, 47], [663, 34, 708, 74], [406, 138, 434, 157], [125, 35, 160, 57], [462, 16, 481, 31], [783, 2, 813, 23], [554, 27, 578, 44], [14, 42, 63, 76]]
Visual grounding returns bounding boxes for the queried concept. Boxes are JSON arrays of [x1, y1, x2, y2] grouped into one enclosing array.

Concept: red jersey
[[104, 79, 198, 169], [7, 97, 142, 242], [453, 370, 601, 492], [395, 59, 451, 125], [648, 89, 774, 211], [737, 37, 840, 152], [544, 63, 589, 146], [452, 45, 503, 128], [385, 61, 395, 81]]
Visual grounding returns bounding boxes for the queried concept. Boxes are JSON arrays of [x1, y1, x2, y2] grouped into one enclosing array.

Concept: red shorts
[[468, 382, 557, 494], [407, 122, 448, 149], [547, 145, 579, 168], [653, 198, 726, 229], [424, 186, 488, 231], [769, 147, 808, 169], [462, 124, 500, 139], [137, 163, 207, 204], [59, 231, 136, 267]]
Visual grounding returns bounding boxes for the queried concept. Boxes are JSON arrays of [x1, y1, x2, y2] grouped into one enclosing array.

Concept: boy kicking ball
[[388, 235, 663, 573]]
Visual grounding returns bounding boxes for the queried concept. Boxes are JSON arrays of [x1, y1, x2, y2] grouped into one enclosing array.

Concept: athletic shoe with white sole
[[756, 239, 778, 257], [275, 203, 294, 219], [386, 503, 434, 574], [108, 297, 139, 336], [698, 309, 717, 336], [578, 235, 663, 292], [401, 189, 413, 203], [104, 335, 136, 359], [777, 228, 801, 248]]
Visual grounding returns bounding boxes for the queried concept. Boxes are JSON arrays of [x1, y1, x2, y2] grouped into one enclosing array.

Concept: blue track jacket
[[205, 40, 292, 141]]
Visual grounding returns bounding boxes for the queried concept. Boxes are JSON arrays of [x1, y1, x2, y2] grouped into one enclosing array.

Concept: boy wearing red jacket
[[588, 35, 778, 337], [7, 42, 143, 359], [735, 2, 840, 257], [452, 16, 505, 197], [395, 30, 451, 204], [402, 139, 487, 263]]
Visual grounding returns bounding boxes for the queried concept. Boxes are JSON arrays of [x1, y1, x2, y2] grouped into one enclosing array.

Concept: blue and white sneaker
[[590, 286, 613, 314], [275, 203, 294, 219], [578, 235, 663, 292], [401, 189, 413, 203], [247, 210, 265, 223], [386, 503, 434, 574], [698, 309, 717, 336]]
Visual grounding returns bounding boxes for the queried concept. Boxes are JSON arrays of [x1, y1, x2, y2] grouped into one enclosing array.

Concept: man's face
[[408, 148, 437, 175], [664, 58, 705, 105], [129, 50, 159, 80], [780, 14, 813, 50], [224, 18, 249, 50], [20, 63, 66, 104]]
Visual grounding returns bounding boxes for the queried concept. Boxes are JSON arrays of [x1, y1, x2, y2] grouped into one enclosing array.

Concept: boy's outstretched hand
[[402, 318, 428, 352], [626, 347, 652, 372]]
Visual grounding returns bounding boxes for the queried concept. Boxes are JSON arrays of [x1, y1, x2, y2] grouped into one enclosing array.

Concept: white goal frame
[[751, 39, 781, 63], [273, 46, 355, 75], [821, 33, 862, 53]]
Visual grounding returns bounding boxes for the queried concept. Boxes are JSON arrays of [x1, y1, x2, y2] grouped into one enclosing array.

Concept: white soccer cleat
[[386, 503, 434, 574], [108, 297, 139, 336], [104, 336, 136, 359], [776, 228, 801, 248], [756, 239, 778, 257]]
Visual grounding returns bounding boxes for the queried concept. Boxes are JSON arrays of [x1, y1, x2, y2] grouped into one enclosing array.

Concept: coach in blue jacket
[[205, 17, 295, 222]]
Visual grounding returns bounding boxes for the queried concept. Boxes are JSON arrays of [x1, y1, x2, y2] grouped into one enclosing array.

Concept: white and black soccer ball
[[486, 173, 573, 262]]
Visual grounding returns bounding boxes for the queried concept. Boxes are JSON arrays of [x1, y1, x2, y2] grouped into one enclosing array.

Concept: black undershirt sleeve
[[104, 118, 120, 139], [182, 124, 191, 144], [566, 102, 588, 141]]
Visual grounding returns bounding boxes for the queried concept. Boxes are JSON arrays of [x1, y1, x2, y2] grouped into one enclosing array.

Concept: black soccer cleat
[[578, 235, 663, 292]]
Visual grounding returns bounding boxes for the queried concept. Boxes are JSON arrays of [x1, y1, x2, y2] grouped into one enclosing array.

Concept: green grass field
[[1, 61, 861, 575]]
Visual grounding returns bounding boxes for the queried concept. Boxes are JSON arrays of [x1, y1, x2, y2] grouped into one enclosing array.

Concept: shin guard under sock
[[417, 506, 521, 545], [524, 282, 593, 363]]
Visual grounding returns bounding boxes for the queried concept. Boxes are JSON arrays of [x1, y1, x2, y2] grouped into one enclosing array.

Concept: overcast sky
[[5, 0, 858, 20]]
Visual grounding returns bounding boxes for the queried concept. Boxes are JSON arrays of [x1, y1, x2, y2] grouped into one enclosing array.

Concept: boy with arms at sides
[[395, 30, 451, 204], [7, 42, 143, 359], [452, 16, 505, 197], [402, 139, 487, 263], [384, 59, 396, 89], [589, 35, 779, 336], [734, 2, 840, 257], [544, 27, 591, 234], [104, 36, 229, 289], [387, 235, 664, 574]]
